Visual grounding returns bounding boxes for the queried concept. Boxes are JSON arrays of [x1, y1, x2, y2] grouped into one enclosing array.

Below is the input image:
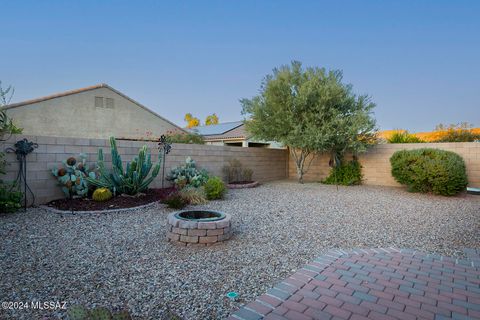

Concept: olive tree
[[241, 61, 377, 183]]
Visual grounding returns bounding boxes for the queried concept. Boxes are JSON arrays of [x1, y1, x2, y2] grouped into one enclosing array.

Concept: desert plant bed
[[46, 187, 175, 212]]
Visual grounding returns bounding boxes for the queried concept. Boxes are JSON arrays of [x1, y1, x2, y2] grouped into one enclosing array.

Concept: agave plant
[[86, 137, 161, 196]]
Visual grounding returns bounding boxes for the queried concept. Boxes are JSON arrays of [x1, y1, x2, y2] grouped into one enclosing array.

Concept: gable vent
[[94, 96, 104, 108], [95, 96, 115, 109], [105, 97, 114, 109]]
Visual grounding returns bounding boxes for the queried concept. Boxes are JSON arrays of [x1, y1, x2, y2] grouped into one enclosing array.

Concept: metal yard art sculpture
[[158, 135, 172, 188], [5, 138, 38, 210]]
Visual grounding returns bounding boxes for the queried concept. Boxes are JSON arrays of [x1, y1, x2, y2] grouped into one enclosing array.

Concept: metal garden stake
[[5, 138, 38, 210], [158, 135, 172, 188]]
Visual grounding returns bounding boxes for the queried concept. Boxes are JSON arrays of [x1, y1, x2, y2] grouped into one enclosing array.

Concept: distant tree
[[434, 122, 480, 142], [184, 113, 200, 128], [241, 61, 377, 183], [205, 113, 219, 126], [435, 122, 472, 131]]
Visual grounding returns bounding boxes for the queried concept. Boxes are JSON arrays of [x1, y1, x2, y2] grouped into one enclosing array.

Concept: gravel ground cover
[[1, 181, 479, 320]]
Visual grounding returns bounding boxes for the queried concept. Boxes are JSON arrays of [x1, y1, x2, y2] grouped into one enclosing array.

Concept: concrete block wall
[[0, 134, 288, 205], [288, 142, 480, 187], [2, 134, 478, 205]]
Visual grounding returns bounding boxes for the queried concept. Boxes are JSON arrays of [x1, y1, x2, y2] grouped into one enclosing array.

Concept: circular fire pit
[[167, 210, 232, 246]]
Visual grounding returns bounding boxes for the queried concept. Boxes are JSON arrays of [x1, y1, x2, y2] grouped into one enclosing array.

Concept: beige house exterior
[[3, 84, 185, 140]]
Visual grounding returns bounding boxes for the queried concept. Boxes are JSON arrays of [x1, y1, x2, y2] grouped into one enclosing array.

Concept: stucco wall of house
[[288, 142, 480, 187], [5, 87, 181, 140], [0, 134, 288, 204]]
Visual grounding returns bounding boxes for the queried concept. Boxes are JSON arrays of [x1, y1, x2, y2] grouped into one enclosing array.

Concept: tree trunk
[[290, 148, 313, 184], [298, 172, 304, 184]]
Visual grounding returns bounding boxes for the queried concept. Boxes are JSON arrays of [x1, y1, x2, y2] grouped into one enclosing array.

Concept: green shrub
[[0, 184, 22, 213], [167, 157, 209, 189], [179, 186, 208, 205], [166, 132, 205, 144], [387, 131, 424, 143], [434, 129, 480, 142], [390, 148, 468, 196], [322, 160, 362, 186], [161, 192, 188, 209], [204, 176, 226, 200], [67, 304, 132, 320]]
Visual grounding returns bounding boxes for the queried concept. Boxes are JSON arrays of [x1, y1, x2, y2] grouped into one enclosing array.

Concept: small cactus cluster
[[52, 154, 95, 198], [166, 157, 209, 189], [86, 137, 161, 196], [67, 305, 132, 320], [92, 187, 113, 202]]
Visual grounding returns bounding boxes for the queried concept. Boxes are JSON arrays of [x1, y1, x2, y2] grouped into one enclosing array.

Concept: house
[[2, 84, 185, 140], [190, 121, 283, 148]]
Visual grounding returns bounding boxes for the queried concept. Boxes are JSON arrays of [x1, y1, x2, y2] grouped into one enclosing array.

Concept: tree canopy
[[241, 61, 377, 182], [184, 113, 200, 128], [184, 113, 220, 128], [205, 113, 219, 126]]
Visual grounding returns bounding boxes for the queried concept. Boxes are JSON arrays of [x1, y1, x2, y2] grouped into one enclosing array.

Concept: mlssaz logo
[[31, 301, 67, 310]]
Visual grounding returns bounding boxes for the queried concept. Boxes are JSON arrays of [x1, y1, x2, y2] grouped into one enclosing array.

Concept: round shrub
[[390, 148, 468, 196], [322, 160, 362, 186], [204, 177, 226, 200]]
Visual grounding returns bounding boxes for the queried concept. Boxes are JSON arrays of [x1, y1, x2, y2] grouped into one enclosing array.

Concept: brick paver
[[229, 248, 480, 320]]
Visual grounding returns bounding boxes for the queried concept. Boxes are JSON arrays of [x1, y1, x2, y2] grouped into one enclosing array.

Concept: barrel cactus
[[86, 137, 161, 196], [52, 154, 95, 198], [92, 187, 113, 202]]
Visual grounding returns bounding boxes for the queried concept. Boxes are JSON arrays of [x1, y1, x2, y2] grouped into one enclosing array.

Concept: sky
[[2, 0, 479, 132]]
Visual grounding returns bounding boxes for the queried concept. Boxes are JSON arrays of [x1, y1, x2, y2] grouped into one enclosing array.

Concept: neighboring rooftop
[[189, 121, 244, 136]]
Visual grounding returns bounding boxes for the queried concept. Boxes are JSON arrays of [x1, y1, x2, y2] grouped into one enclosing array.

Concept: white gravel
[[1, 181, 479, 320]]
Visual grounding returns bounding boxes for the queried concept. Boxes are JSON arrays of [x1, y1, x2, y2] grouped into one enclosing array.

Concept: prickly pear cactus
[[52, 154, 95, 198], [66, 304, 89, 320], [88, 307, 113, 320], [166, 157, 209, 189]]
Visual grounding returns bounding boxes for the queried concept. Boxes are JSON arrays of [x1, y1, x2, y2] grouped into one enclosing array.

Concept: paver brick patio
[[229, 248, 480, 320]]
